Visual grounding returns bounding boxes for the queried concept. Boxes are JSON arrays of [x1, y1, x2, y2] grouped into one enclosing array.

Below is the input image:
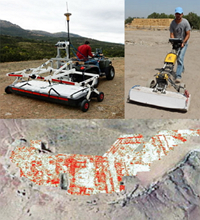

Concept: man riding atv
[[76, 41, 94, 61], [75, 42, 115, 81]]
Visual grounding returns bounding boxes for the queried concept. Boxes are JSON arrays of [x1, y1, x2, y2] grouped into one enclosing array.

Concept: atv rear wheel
[[105, 66, 115, 80], [80, 99, 89, 112], [97, 92, 104, 102]]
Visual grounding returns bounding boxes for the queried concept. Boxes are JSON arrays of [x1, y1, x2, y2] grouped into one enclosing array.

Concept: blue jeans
[[176, 43, 188, 79], [85, 59, 100, 68]]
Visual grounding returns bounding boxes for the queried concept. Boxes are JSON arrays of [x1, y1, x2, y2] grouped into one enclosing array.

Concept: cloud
[[0, 0, 124, 43]]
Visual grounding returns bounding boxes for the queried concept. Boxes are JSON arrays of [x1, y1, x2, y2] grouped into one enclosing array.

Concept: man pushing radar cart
[[127, 7, 191, 112]]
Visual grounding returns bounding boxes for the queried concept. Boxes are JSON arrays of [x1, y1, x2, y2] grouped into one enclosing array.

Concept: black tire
[[105, 66, 115, 80], [5, 86, 12, 94], [97, 92, 104, 102], [80, 99, 89, 112]]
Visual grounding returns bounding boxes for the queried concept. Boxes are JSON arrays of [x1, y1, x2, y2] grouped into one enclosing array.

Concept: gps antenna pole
[[64, 8, 71, 59]]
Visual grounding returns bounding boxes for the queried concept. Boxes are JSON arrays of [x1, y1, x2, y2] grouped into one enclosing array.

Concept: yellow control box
[[164, 53, 177, 64]]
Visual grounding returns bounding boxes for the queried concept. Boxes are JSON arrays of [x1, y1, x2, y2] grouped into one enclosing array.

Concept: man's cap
[[175, 7, 183, 14]]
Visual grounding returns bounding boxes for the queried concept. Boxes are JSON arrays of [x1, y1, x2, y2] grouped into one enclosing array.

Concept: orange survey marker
[[10, 130, 200, 195]]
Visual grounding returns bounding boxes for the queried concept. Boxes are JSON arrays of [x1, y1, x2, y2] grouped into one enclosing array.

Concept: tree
[[184, 12, 200, 30], [148, 12, 160, 18], [146, 12, 200, 29], [169, 14, 175, 19], [159, 13, 168, 18], [125, 17, 134, 24]]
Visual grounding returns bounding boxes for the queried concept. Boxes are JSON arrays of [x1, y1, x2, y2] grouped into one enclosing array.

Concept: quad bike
[[128, 38, 191, 112], [72, 48, 115, 82]]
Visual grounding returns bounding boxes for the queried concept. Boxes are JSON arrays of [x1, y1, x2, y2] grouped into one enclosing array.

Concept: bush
[[0, 35, 124, 62]]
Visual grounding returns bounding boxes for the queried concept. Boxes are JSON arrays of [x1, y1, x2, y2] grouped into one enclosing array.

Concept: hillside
[[0, 20, 81, 38], [0, 20, 124, 62]]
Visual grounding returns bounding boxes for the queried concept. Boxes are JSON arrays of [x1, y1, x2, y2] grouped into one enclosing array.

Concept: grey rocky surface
[[112, 150, 200, 220], [0, 119, 200, 220]]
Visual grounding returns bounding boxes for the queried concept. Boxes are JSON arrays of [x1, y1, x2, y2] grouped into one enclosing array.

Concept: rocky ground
[[0, 57, 124, 119], [111, 150, 200, 220], [1, 119, 200, 220]]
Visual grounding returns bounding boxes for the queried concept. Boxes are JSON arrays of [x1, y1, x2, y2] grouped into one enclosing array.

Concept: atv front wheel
[[105, 66, 115, 80]]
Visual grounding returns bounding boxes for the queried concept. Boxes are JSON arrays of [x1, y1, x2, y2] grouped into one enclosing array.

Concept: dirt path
[[125, 30, 200, 119], [0, 57, 124, 119]]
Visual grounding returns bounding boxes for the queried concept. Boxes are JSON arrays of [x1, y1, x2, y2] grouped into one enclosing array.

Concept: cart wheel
[[5, 86, 12, 94], [80, 99, 89, 112], [105, 66, 115, 80], [146, 79, 156, 88], [97, 92, 104, 102]]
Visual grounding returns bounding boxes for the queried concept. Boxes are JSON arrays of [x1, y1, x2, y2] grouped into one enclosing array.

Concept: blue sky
[[125, 0, 200, 18], [0, 0, 124, 44]]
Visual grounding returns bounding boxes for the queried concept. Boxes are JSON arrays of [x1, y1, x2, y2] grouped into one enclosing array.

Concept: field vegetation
[[0, 35, 124, 62]]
